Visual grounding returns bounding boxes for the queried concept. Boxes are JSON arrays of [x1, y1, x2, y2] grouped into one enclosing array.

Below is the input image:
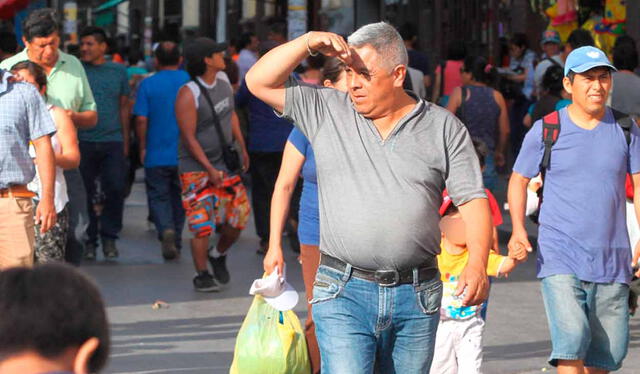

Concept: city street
[[82, 175, 640, 374]]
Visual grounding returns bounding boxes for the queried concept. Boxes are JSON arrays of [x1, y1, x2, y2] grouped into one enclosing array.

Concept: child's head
[[439, 194, 466, 247]]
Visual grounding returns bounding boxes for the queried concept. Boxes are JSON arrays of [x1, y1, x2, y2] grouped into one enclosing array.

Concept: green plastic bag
[[230, 295, 311, 374]]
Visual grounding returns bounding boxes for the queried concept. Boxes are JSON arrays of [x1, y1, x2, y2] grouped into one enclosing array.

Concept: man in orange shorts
[[175, 37, 251, 292]]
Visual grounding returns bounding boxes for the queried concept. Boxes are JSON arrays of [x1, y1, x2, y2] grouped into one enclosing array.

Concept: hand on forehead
[[345, 45, 381, 73]]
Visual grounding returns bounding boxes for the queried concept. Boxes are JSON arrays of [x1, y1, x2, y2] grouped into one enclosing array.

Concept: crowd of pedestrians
[[1, 6, 640, 374]]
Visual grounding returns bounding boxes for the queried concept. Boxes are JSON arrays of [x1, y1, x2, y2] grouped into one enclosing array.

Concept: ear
[[562, 76, 573, 95], [322, 79, 333, 88], [22, 37, 29, 48], [393, 65, 407, 88], [73, 337, 99, 374]]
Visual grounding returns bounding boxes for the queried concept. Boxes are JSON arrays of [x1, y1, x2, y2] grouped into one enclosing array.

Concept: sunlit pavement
[[80, 174, 640, 374]]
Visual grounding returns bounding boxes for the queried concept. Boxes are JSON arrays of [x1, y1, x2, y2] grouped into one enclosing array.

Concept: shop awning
[[0, 0, 30, 20], [94, 0, 125, 13]]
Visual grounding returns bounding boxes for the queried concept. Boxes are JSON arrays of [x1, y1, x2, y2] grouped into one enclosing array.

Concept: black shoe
[[84, 243, 97, 261], [209, 254, 230, 285], [193, 271, 220, 292], [161, 229, 178, 260], [103, 239, 119, 259], [256, 239, 268, 255]]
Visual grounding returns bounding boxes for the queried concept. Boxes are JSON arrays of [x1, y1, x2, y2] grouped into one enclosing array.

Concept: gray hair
[[347, 22, 408, 71]]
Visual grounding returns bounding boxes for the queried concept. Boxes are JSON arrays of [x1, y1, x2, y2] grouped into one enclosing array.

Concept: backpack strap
[[540, 111, 561, 172], [612, 108, 633, 146], [542, 57, 561, 67]]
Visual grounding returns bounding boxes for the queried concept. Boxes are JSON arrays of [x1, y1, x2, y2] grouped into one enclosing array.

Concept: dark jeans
[[63, 168, 88, 265], [509, 97, 534, 158], [249, 151, 283, 242], [79, 141, 126, 245], [145, 166, 185, 246]]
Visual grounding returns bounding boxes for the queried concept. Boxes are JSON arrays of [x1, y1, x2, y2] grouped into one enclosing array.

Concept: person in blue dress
[[263, 57, 347, 374]]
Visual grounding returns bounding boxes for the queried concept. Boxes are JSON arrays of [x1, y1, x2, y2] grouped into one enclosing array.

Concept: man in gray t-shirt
[[610, 36, 640, 119], [248, 22, 492, 373]]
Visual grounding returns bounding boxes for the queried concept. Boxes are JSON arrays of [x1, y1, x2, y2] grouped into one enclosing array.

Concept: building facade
[[41, 0, 640, 64]]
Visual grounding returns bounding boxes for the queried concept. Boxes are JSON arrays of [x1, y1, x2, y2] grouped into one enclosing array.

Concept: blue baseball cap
[[564, 46, 616, 77], [540, 30, 561, 45]]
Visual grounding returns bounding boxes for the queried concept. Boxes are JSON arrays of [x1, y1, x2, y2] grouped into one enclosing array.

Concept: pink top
[[436, 60, 464, 96], [301, 76, 320, 85]]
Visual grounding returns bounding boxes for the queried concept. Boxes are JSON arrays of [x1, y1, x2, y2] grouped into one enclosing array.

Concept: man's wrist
[[39, 194, 54, 204], [306, 32, 318, 57], [511, 225, 527, 236], [466, 256, 488, 271]]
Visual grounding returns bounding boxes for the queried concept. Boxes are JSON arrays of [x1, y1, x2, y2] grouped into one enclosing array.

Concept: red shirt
[[440, 189, 502, 226]]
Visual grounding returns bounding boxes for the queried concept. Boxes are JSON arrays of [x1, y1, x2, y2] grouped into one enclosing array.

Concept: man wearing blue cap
[[534, 30, 564, 97], [508, 45, 640, 374]]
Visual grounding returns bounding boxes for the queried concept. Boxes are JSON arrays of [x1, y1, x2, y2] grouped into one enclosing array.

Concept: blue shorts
[[541, 274, 629, 371]]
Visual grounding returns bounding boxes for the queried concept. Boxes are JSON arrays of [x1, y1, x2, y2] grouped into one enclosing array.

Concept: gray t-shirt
[[282, 78, 486, 270], [178, 74, 237, 173], [534, 55, 563, 96], [611, 71, 640, 119]]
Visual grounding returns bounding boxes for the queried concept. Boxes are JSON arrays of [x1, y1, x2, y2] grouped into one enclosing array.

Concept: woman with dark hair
[[447, 55, 509, 192], [299, 54, 326, 85], [524, 64, 571, 127], [175, 37, 251, 292], [501, 32, 536, 156], [433, 40, 466, 106], [263, 57, 347, 374], [11, 60, 80, 264]]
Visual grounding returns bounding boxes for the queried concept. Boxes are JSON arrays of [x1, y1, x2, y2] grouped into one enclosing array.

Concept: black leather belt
[[320, 254, 438, 287]]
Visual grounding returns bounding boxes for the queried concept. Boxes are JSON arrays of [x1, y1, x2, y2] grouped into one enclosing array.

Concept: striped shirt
[[0, 70, 56, 189]]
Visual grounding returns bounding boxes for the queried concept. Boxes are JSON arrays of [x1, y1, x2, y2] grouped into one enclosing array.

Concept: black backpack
[[528, 108, 634, 223]]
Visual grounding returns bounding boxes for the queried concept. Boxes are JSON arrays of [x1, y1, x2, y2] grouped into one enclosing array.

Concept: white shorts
[[430, 316, 484, 374]]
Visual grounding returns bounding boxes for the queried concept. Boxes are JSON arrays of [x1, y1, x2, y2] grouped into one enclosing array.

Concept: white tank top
[[28, 105, 69, 213]]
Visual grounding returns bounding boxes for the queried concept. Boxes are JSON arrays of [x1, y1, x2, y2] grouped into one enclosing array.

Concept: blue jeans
[[145, 166, 185, 246], [482, 153, 498, 192], [509, 97, 534, 157], [541, 274, 629, 371], [79, 141, 126, 245], [311, 263, 442, 374]]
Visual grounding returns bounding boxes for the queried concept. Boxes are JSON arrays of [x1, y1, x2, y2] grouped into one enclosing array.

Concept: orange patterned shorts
[[179, 172, 250, 237]]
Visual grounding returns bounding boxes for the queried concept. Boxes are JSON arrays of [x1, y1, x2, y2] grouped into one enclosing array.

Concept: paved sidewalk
[[80, 177, 640, 374]]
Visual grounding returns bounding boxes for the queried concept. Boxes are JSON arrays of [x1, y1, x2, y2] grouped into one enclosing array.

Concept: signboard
[[63, 1, 78, 44], [288, 0, 306, 40]]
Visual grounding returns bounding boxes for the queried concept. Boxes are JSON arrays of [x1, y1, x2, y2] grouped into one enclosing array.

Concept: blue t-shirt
[[133, 70, 190, 167], [79, 62, 130, 142], [127, 65, 148, 80], [514, 107, 640, 284], [288, 128, 319, 245], [555, 99, 571, 110], [236, 80, 292, 153]]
